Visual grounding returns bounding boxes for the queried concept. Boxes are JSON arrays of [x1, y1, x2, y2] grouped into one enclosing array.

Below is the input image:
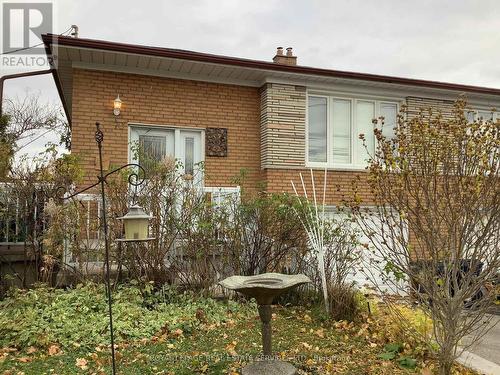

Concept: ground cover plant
[[0, 284, 479, 375]]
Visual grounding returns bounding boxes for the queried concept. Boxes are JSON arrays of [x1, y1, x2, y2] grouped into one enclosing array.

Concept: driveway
[[462, 314, 500, 365]]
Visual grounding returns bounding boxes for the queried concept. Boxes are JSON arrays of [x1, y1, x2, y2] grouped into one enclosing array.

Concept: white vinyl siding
[[326, 207, 408, 293]]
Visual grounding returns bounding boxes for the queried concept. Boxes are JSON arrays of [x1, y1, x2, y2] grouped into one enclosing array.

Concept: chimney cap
[[273, 46, 297, 65]]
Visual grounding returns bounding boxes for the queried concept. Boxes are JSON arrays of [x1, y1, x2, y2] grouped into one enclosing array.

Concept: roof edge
[[43, 37, 72, 126], [42, 33, 500, 97]]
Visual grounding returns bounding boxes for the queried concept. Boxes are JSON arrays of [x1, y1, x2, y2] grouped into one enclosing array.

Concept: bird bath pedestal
[[219, 273, 311, 375]]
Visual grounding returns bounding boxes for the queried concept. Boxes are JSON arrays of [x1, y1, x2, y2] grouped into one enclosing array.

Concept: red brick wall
[[71, 69, 262, 190]]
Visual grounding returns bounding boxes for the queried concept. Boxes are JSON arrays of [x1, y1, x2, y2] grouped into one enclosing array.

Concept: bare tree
[[0, 114, 14, 178], [348, 99, 499, 375], [3, 92, 69, 153]]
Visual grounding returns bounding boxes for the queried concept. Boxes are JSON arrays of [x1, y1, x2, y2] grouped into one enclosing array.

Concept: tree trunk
[[438, 359, 453, 375], [438, 338, 455, 375]]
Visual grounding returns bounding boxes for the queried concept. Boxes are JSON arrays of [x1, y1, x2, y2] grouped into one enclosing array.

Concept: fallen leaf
[[48, 345, 62, 356], [75, 358, 88, 370], [225, 341, 238, 356], [172, 329, 183, 338], [301, 342, 312, 350], [26, 347, 37, 355]]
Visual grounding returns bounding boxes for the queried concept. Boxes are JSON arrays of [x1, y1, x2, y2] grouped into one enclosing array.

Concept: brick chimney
[[273, 47, 297, 66]]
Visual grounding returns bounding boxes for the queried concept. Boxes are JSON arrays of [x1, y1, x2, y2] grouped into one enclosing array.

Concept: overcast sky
[[2, 0, 500, 156]]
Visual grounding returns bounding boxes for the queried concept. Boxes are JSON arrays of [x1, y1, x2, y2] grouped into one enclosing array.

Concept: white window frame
[[128, 123, 205, 176], [306, 93, 401, 170], [464, 108, 500, 123]]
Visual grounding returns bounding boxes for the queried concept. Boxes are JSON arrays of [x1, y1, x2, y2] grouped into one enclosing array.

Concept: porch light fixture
[[117, 205, 154, 241], [113, 95, 122, 116]]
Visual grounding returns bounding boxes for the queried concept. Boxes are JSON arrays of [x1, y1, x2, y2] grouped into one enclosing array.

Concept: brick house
[[42, 35, 500, 199], [37, 34, 500, 286]]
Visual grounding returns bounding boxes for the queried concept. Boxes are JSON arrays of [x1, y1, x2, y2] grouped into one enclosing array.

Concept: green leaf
[[378, 352, 396, 360], [383, 342, 403, 353], [398, 356, 417, 369]]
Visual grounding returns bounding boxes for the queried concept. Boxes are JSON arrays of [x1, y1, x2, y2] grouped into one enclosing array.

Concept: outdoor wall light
[[113, 95, 122, 116], [117, 205, 154, 241]]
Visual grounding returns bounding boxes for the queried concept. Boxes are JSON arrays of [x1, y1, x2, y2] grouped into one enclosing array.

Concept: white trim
[[308, 88, 405, 103], [128, 122, 206, 132], [128, 124, 205, 177]]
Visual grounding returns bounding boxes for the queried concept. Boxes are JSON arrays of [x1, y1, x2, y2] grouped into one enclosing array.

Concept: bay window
[[307, 95, 399, 169]]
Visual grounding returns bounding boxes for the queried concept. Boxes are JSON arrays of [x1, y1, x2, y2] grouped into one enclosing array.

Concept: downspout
[[0, 69, 53, 116]]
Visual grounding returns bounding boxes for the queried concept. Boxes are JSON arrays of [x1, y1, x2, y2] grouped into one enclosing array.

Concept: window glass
[[356, 101, 375, 164], [465, 110, 475, 123], [380, 103, 398, 140], [308, 96, 328, 162], [139, 135, 166, 167], [478, 111, 493, 121], [332, 99, 351, 164], [184, 137, 194, 175]]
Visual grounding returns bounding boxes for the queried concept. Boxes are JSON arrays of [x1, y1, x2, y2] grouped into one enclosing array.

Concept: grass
[[0, 299, 479, 375]]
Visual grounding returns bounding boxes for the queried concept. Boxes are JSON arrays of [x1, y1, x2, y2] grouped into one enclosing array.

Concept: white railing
[[63, 186, 241, 268]]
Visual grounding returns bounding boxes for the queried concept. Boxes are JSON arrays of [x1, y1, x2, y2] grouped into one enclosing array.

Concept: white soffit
[[53, 45, 500, 109]]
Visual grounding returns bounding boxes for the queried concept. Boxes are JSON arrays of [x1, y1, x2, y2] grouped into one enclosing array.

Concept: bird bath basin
[[219, 273, 311, 375]]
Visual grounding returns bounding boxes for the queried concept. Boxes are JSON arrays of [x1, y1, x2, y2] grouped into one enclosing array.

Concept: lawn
[[0, 284, 478, 374]]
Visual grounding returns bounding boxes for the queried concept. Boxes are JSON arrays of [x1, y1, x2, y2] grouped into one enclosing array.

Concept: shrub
[[327, 283, 364, 321], [275, 284, 323, 307], [220, 192, 308, 277]]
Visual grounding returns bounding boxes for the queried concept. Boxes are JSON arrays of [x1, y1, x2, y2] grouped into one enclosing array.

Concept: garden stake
[[56, 122, 148, 375], [95, 123, 117, 375]]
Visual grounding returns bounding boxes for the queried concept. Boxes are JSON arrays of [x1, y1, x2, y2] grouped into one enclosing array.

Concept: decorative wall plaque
[[206, 128, 228, 157]]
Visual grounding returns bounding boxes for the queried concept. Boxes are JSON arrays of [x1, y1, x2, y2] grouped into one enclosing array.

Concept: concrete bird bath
[[219, 273, 311, 375]]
